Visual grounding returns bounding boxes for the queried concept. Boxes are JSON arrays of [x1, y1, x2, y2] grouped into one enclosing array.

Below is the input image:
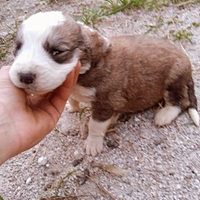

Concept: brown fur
[[77, 33, 194, 121]]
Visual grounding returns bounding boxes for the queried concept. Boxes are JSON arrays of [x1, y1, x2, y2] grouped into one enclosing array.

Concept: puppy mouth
[[14, 71, 58, 95], [25, 88, 51, 95], [15, 82, 52, 95]]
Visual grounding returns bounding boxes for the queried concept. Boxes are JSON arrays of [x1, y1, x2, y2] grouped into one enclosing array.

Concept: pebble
[[0, 31, 8, 38], [26, 177, 31, 185], [176, 184, 182, 189], [154, 135, 164, 146], [74, 150, 80, 157], [106, 139, 119, 148], [72, 157, 83, 167], [83, 168, 90, 177], [46, 163, 50, 168], [38, 156, 47, 166], [77, 176, 87, 185], [190, 37, 198, 44], [135, 117, 140, 122]]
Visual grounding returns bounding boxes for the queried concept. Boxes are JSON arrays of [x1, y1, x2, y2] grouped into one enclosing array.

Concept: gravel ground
[[0, 0, 200, 200]]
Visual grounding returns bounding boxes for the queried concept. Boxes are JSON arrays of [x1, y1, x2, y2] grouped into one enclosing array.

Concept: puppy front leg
[[67, 96, 80, 112], [84, 116, 112, 156]]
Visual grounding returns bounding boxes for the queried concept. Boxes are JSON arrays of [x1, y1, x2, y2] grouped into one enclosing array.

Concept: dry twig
[[106, 128, 116, 133], [28, 144, 41, 165], [91, 162, 127, 177], [175, 0, 198, 7], [88, 177, 117, 200]]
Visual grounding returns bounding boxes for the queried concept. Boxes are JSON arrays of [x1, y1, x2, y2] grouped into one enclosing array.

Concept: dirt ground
[[0, 0, 200, 200]]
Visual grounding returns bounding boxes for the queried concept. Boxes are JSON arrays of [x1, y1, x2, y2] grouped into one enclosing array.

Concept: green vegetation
[[53, 127, 68, 148], [145, 16, 164, 34], [0, 33, 15, 60], [0, 38, 10, 59], [172, 29, 193, 42], [0, 20, 20, 60], [79, 0, 200, 25], [144, 15, 194, 42], [41, 0, 200, 25], [79, 0, 141, 26], [192, 22, 200, 27]]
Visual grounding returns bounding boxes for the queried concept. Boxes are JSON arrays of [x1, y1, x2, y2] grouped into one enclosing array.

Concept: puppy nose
[[19, 72, 36, 84]]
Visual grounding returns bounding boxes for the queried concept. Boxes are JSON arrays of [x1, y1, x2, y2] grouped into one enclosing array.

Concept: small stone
[[190, 37, 197, 44], [46, 163, 50, 168], [44, 183, 52, 191], [26, 177, 31, 184], [83, 168, 90, 178], [118, 114, 131, 122], [106, 139, 119, 148], [135, 117, 140, 122], [155, 164, 164, 172], [154, 135, 164, 146], [74, 150, 79, 156], [72, 157, 83, 167], [38, 156, 47, 166], [0, 31, 8, 38], [77, 176, 87, 185], [176, 184, 182, 189]]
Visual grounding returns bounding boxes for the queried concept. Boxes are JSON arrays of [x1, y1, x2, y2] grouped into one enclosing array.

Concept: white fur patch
[[70, 84, 96, 103], [9, 11, 79, 94], [79, 63, 91, 75], [23, 11, 65, 34], [84, 117, 112, 156], [67, 97, 80, 113], [188, 108, 199, 126], [10, 54, 79, 94], [67, 85, 96, 113], [154, 105, 181, 126]]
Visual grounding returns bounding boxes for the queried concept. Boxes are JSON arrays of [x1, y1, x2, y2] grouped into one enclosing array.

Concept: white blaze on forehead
[[23, 11, 65, 33], [10, 11, 79, 95]]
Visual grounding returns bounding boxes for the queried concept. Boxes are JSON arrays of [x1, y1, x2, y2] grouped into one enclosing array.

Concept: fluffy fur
[[10, 11, 199, 156]]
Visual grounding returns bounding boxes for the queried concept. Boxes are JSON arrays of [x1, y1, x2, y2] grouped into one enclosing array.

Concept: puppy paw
[[155, 106, 181, 126], [84, 136, 104, 156]]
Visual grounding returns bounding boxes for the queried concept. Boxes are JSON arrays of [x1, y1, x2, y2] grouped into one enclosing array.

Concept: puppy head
[[10, 11, 110, 94]]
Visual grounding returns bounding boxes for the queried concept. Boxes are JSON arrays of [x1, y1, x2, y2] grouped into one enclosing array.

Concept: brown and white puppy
[[10, 11, 199, 156]]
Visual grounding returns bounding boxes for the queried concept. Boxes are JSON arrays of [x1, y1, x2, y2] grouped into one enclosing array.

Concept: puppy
[[10, 11, 199, 156]]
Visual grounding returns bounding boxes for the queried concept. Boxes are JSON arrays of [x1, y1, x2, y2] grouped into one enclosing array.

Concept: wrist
[[0, 105, 18, 165]]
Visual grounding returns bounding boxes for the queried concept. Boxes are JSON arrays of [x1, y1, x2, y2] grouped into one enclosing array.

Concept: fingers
[[0, 66, 27, 106], [49, 61, 81, 114], [0, 66, 10, 70], [0, 66, 10, 80], [62, 61, 81, 89], [73, 61, 81, 85]]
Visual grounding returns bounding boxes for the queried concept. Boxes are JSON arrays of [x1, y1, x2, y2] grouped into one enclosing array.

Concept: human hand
[[0, 62, 80, 165]]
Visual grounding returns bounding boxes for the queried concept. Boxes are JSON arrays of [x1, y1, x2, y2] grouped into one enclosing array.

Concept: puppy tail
[[187, 79, 199, 126]]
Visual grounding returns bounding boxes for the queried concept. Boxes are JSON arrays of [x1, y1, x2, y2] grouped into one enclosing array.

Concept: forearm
[[0, 106, 17, 165]]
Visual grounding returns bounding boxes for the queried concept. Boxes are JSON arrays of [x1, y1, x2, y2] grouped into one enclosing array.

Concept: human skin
[[0, 62, 80, 165]]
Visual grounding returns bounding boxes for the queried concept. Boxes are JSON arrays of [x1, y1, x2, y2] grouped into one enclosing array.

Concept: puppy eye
[[16, 41, 22, 51], [52, 49, 63, 56], [14, 40, 22, 56]]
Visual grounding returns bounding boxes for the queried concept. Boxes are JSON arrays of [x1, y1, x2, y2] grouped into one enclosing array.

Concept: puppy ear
[[78, 22, 110, 65]]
